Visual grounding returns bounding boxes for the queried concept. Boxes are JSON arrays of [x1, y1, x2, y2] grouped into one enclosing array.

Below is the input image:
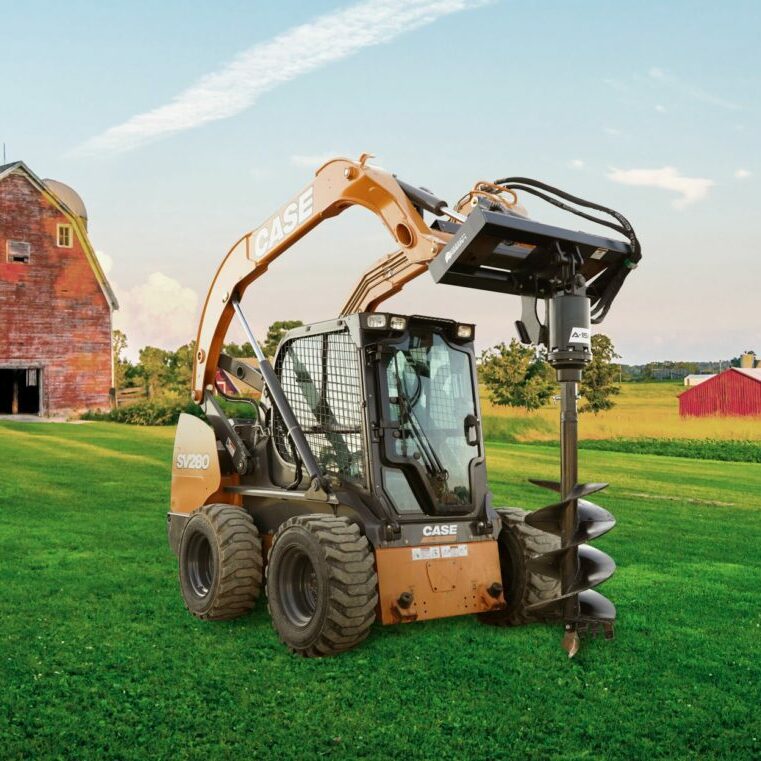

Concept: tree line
[[112, 320, 303, 400], [114, 321, 621, 414]]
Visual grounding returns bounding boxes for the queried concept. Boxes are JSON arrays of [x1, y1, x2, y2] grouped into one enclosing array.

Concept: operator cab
[[268, 313, 486, 519]]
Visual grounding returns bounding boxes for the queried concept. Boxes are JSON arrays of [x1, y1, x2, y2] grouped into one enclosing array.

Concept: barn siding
[[679, 370, 761, 417], [0, 172, 112, 413]]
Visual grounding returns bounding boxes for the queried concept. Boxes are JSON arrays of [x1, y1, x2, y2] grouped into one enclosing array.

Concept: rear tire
[[478, 507, 560, 626], [266, 515, 378, 657], [179, 504, 263, 621]]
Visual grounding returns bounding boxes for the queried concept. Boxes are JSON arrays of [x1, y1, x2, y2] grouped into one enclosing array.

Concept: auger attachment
[[523, 269, 617, 656], [525, 478, 616, 650]]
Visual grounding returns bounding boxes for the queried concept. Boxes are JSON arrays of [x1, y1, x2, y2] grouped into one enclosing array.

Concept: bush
[[81, 399, 204, 426], [81, 394, 259, 426]]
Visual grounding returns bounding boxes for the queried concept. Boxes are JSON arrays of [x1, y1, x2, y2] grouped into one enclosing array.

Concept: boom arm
[[192, 154, 450, 400], [193, 154, 639, 401]]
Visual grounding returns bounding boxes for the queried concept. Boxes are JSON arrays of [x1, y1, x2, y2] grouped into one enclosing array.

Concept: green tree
[[479, 340, 556, 411], [223, 341, 254, 358], [262, 320, 303, 358], [138, 346, 172, 399], [580, 334, 621, 413], [166, 342, 196, 396], [112, 329, 129, 391]]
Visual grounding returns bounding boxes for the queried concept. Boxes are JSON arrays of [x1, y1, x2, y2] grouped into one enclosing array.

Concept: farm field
[[481, 381, 761, 442], [1, 421, 760, 760]]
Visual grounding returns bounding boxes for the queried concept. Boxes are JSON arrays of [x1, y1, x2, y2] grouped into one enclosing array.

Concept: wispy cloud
[[568, 159, 585, 170], [607, 166, 714, 209], [734, 168, 751, 180], [648, 67, 741, 111], [72, 0, 489, 157]]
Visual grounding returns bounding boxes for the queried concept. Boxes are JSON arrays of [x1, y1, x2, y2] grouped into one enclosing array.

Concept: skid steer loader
[[168, 154, 640, 657]]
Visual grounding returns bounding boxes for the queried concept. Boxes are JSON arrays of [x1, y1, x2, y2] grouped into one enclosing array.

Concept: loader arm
[[192, 154, 450, 400]]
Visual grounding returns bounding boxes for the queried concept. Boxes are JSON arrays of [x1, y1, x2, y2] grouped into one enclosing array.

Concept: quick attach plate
[[429, 207, 632, 299]]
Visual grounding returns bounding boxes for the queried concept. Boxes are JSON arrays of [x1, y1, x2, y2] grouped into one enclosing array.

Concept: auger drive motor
[[167, 155, 640, 657]]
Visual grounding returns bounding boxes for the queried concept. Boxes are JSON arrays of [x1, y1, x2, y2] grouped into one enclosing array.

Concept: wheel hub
[[279, 547, 319, 627], [187, 533, 214, 597]]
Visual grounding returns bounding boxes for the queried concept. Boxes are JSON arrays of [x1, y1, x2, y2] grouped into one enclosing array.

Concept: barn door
[[0, 368, 41, 415]]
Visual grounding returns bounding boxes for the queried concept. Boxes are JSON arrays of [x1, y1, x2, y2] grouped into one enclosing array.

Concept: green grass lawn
[[1, 422, 760, 760]]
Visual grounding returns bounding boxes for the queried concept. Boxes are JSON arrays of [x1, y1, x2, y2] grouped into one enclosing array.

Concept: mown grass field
[[481, 381, 761, 442], [2, 421, 760, 760]]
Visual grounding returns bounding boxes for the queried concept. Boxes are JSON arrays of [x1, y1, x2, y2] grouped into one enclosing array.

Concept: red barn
[[679, 368, 761, 417], [0, 161, 118, 416]]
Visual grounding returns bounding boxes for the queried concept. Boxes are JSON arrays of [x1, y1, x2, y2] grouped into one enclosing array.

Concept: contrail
[[73, 0, 490, 156]]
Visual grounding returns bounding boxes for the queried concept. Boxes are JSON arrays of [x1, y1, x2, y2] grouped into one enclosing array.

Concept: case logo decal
[[422, 524, 458, 537]]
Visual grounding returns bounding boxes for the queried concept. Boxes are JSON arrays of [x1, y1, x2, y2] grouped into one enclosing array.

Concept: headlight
[[456, 324, 474, 340], [366, 314, 388, 329], [389, 316, 407, 331]]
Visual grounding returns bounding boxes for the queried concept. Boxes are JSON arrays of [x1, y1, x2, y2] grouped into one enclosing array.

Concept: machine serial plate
[[411, 544, 469, 561]]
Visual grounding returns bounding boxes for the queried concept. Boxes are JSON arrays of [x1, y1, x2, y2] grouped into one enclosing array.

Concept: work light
[[366, 314, 388, 329]]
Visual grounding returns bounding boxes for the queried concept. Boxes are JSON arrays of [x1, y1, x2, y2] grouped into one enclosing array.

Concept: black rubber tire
[[478, 507, 561, 627], [179, 504, 263, 621], [266, 514, 378, 657]]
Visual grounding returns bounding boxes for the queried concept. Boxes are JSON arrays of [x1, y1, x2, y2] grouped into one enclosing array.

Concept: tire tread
[[266, 514, 378, 657]]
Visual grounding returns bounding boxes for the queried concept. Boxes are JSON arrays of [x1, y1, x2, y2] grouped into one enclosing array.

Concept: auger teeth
[[525, 498, 616, 543]]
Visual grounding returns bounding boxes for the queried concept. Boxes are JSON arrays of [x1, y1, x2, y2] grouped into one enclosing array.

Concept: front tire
[[266, 515, 378, 657], [179, 504, 263, 621], [479, 507, 561, 626]]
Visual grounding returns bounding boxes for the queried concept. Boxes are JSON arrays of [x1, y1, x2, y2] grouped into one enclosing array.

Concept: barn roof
[[735, 368, 761, 383], [679, 367, 761, 397], [0, 161, 118, 311]]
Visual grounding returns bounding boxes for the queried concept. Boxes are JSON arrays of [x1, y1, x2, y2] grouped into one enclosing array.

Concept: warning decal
[[412, 544, 469, 561]]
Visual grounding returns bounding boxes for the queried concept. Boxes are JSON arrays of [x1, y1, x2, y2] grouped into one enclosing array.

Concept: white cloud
[[607, 166, 714, 209], [568, 159, 585, 169], [113, 272, 199, 355], [655, 104, 666, 113], [603, 126, 622, 136], [72, 0, 490, 156], [290, 153, 343, 169], [734, 168, 751, 180]]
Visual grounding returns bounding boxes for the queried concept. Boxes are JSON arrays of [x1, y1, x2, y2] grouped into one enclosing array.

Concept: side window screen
[[274, 331, 365, 484], [6, 240, 30, 264]]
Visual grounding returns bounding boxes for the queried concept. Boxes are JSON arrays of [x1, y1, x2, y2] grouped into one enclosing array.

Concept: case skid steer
[[168, 154, 640, 657]]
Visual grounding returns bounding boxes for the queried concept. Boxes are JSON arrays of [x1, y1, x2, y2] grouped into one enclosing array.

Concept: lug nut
[[397, 591, 414, 609]]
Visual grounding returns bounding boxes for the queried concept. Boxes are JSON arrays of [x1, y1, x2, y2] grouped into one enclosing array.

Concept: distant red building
[[679, 368, 761, 417], [0, 161, 118, 416]]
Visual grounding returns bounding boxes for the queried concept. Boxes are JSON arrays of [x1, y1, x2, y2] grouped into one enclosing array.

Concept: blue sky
[[1, 0, 758, 362]]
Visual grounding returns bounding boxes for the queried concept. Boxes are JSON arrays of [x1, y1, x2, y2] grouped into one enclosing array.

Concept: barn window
[[57, 224, 73, 248], [6, 240, 31, 264]]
